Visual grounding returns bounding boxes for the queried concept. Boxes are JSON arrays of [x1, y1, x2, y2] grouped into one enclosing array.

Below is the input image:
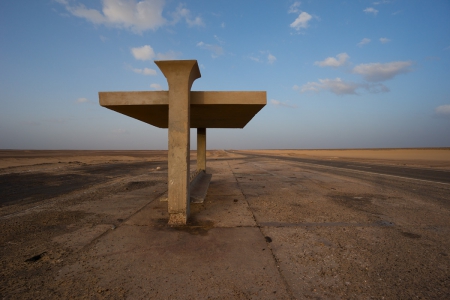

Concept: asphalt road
[[229, 150, 450, 185]]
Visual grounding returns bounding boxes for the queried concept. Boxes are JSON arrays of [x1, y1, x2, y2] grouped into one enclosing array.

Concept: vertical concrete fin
[[155, 60, 201, 91], [197, 128, 206, 171], [154, 60, 201, 225]]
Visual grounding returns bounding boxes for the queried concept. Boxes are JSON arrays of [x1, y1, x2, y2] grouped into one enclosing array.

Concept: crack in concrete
[[227, 160, 296, 300], [78, 188, 168, 252]]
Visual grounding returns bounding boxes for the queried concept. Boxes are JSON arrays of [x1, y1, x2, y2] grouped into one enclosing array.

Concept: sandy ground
[[0, 149, 449, 299], [244, 148, 450, 170], [0, 150, 168, 170], [2, 148, 447, 171]]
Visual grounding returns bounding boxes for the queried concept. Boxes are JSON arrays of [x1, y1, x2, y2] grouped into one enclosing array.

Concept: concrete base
[[159, 170, 211, 203], [168, 213, 187, 226]]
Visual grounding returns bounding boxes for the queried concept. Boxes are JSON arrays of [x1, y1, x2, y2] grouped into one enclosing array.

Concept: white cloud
[[156, 50, 181, 60], [300, 78, 360, 95], [314, 53, 349, 68], [248, 51, 276, 64], [271, 99, 297, 108], [172, 4, 204, 27], [187, 16, 203, 27], [150, 83, 163, 90], [221, 22, 225, 28], [76, 97, 89, 103], [352, 61, 413, 82], [267, 54, 277, 64], [358, 38, 371, 47], [56, 0, 202, 33], [59, 0, 167, 33], [197, 41, 224, 58], [364, 7, 379, 15], [379, 37, 391, 44], [299, 78, 389, 95], [214, 35, 225, 45], [373, 0, 390, 5], [131, 45, 179, 61], [435, 105, 450, 118], [288, 2, 301, 14], [290, 11, 312, 31], [132, 68, 157, 75], [364, 83, 390, 93], [131, 45, 155, 61]]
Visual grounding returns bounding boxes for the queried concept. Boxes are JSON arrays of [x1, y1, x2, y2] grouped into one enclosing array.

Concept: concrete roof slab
[[99, 91, 266, 128]]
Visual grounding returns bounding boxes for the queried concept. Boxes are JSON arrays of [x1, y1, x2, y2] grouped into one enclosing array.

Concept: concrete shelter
[[99, 60, 266, 225]]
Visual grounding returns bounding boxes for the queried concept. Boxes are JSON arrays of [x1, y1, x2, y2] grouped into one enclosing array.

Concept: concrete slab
[[99, 91, 266, 128], [191, 195, 256, 227], [189, 171, 212, 203], [52, 224, 112, 251], [207, 180, 243, 196], [3, 150, 449, 299], [55, 225, 290, 299]]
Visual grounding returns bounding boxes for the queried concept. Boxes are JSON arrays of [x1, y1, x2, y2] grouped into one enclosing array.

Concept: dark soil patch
[[124, 181, 156, 191], [0, 172, 103, 207]]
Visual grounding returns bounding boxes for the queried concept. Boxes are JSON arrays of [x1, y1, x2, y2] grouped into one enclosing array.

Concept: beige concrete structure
[[99, 60, 266, 225], [197, 128, 206, 171], [99, 91, 266, 128]]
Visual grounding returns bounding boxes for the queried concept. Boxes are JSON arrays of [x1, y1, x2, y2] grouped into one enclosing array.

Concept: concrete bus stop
[[99, 60, 266, 225]]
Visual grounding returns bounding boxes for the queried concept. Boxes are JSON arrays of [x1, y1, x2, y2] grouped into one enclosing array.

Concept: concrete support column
[[197, 128, 206, 171], [155, 60, 201, 225]]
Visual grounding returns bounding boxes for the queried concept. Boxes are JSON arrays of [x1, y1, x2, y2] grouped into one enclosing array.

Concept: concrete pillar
[[155, 60, 201, 225], [197, 128, 206, 171]]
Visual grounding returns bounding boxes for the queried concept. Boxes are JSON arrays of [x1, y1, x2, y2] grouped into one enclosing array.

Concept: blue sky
[[1, 0, 449, 150]]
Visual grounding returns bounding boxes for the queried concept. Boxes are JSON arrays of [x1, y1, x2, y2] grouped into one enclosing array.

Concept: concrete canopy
[[99, 91, 266, 128], [98, 60, 266, 225]]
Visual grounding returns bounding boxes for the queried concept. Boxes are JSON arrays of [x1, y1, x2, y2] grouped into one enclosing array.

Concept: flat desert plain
[[1, 149, 449, 299]]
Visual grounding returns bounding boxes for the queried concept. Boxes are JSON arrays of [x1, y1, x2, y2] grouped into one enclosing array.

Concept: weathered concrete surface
[[197, 128, 206, 171], [1, 150, 449, 299], [156, 60, 200, 225], [99, 60, 266, 225], [99, 91, 266, 128], [189, 171, 212, 203]]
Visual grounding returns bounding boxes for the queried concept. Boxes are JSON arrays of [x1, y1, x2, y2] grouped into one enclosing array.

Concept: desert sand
[[245, 148, 450, 170], [2, 148, 449, 170]]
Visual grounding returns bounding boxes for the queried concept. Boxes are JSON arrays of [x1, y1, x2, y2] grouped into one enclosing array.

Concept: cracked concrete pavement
[[1, 150, 449, 299]]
